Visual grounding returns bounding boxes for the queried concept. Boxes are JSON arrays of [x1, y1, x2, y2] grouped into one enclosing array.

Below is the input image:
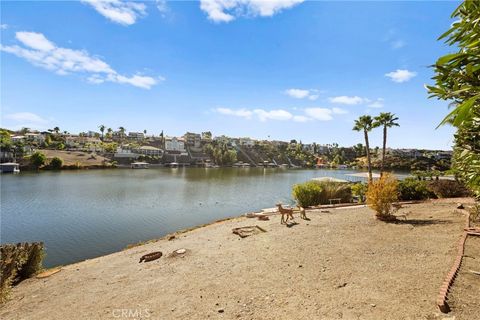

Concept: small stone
[[218, 309, 224, 313], [370, 304, 376, 307]]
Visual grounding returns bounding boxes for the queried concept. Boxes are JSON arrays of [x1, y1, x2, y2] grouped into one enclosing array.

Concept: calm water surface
[[2, 167, 384, 267]]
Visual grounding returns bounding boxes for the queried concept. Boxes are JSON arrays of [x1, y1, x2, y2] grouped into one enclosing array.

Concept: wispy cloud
[[215, 106, 347, 122], [292, 115, 311, 122], [368, 98, 384, 108], [216, 107, 253, 119], [82, 0, 147, 25], [156, 0, 169, 17], [328, 96, 385, 108], [285, 88, 319, 101], [328, 96, 365, 105], [200, 0, 304, 23], [254, 109, 293, 122], [385, 69, 417, 83], [0, 24, 8, 30], [1, 31, 162, 89], [304, 108, 333, 121]]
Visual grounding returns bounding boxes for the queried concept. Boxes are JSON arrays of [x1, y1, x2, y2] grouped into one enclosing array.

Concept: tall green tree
[[373, 112, 399, 173], [353, 115, 375, 181], [98, 125, 105, 141], [426, 1, 480, 197]]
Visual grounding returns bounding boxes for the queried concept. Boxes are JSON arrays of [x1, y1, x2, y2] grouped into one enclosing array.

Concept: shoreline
[[1, 198, 476, 319], [38, 200, 425, 271]]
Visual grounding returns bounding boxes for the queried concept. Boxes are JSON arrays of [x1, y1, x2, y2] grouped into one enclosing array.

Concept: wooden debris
[[139, 251, 163, 263], [36, 268, 61, 279], [232, 226, 267, 238], [469, 270, 480, 276]]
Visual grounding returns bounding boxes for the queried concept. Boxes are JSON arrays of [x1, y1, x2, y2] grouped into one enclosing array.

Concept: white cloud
[[385, 69, 417, 83], [216, 107, 253, 119], [285, 88, 309, 99], [329, 96, 365, 105], [292, 115, 311, 122], [304, 108, 333, 121], [332, 107, 348, 114], [285, 88, 319, 100], [82, 0, 147, 26], [4, 112, 49, 124], [200, 0, 304, 23], [253, 109, 293, 122], [1, 24, 8, 30], [216, 106, 348, 122], [16, 31, 55, 51], [1, 31, 161, 89], [368, 98, 384, 108]]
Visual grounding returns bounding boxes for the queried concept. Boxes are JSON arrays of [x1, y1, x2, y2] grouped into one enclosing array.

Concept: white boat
[[169, 162, 179, 168], [0, 162, 20, 173], [131, 162, 149, 169]]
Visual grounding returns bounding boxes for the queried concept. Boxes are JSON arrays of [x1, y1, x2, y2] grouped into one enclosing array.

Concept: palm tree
[[353, 115, 375, 181], [106, 127, 113, 140], [98, 125, 106, 141], [118, 127, 126, 140], [53, 126, 60, 135], [373, 112, 399, 173]]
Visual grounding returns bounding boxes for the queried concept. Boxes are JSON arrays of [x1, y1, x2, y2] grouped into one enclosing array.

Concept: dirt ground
[[447, 236, 480, 320], [41, 150, 111, 167], [1, 198, 477, 320]]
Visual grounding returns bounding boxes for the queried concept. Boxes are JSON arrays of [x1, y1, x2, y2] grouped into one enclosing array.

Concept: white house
[[239, 137, 256, 147], [165, 137, 186, 153], [136, 146, 162, 156], [25, 133, 46, 144], [128, 132, 145, 140]]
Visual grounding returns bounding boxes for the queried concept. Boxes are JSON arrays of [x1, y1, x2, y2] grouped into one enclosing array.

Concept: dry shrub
[[470, 203, 480, 226], [366, 173, 399, 219], [0, 242, 44, 303], [428, 180, 471, 198]]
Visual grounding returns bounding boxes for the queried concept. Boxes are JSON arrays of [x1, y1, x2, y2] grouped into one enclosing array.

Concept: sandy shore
[[1, 198, 476, 320]]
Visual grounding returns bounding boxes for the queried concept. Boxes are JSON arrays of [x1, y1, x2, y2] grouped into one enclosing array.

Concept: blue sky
[[1, 0, 460, 149]]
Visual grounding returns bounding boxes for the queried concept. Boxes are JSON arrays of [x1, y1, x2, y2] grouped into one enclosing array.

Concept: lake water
[[1, 167, 391, 267]]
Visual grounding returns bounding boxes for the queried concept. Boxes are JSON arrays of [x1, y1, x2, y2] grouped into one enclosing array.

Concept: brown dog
[[277, 203, 295, 224]]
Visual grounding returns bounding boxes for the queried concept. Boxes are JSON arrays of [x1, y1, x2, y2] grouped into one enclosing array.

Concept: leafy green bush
[[398, 178, 433, 200], [29, 151, 46, 169], [317, 181, 352, 204], [292, 181, 324, 207], [49, 157, 63, 170], [428, 180, 471, 198], [351, 183, 367, 202], [292, 181, 352, 207]]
